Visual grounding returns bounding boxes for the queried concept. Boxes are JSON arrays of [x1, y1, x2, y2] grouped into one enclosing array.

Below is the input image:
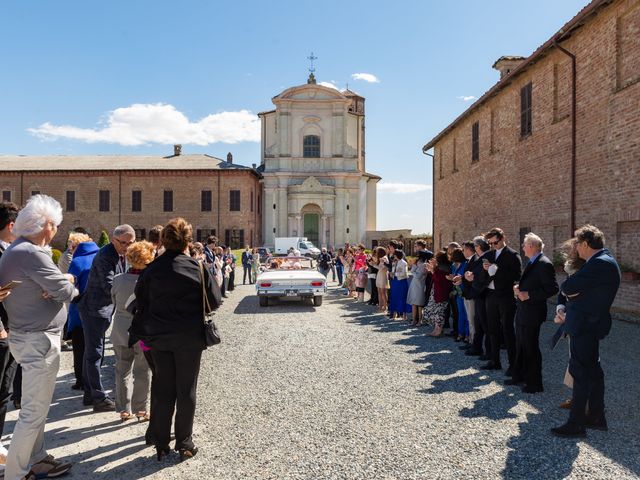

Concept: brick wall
[[431, 0, 640, 314], [0, 170, 263, 250]]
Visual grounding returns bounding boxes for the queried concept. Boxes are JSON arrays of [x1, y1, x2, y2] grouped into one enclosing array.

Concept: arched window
[[303, 135, 320, 158]]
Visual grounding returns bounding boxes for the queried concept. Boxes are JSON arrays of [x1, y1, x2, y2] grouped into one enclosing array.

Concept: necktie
[[119, 256, 125, 272]]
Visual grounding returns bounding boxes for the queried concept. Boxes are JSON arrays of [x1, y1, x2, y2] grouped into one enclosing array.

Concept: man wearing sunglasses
[[78, 224, 135, 412], [479, 227, 522, 374]]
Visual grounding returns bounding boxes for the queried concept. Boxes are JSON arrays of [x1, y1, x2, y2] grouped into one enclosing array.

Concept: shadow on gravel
[[233, 294, 317, 315], [337, 294, 640, 478]]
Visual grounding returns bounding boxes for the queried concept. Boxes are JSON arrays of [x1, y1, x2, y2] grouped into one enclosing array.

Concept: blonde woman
[[110, 241, 155, 423]]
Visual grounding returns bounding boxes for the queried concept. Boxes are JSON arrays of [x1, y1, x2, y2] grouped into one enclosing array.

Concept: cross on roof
[[307, 52, 317, 74]]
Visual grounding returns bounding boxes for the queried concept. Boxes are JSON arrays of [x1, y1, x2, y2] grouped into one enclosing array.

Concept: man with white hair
[[0, 195, 77, 479], [506, 232, 558, 393], [78, 224, 135, 412]]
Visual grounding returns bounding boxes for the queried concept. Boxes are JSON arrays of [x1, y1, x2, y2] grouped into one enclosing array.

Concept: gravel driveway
[[4, 282, 639, 479]]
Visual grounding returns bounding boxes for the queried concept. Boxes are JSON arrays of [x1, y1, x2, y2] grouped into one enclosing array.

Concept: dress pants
[[0, 337, 18, 441], [113, 343, 151, 414], [485, 291, 516, 367], [449, 297, 459, 333], [472, 297, 490, 354], [70, 327, 85, 388], [336, 265, 344, 286], [243, 265, 252, 284], [150, 348, 203, 451], [369, 278, 379, 304], [512, 307, 544, 388], [143, 350, 156, 445], [228, 269, 235, 291], [463, 299, 476, 341], [81, 313, 110, 402], [6, 331, 60, 480], [568, 333, 605, 427]]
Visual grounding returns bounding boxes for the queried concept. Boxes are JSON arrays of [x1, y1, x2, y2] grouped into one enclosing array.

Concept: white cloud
[[28, 103, 261, 146], [351, 73, 380, 83], [377, 182, 432, 194], [319, 81, 340, 90], [457, 95, 477, 102]]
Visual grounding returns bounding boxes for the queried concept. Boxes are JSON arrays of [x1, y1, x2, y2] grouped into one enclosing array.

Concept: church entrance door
[[303, 213, 320, 246]]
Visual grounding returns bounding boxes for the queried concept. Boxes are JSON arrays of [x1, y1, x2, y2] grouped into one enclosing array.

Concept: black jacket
[[515, 254, 558, 323], [480, 246, 522, 296], [0, 246, 7, 332], [562, 249, 620, 339], [132, 251, 222, 351]]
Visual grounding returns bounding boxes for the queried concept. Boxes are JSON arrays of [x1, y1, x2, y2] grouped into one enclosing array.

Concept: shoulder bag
[[198, 261, 222, 346]]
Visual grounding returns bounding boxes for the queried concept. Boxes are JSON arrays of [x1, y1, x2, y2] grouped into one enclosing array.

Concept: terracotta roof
[[422, 0, 613, 152], [0, 154, 259, 174]]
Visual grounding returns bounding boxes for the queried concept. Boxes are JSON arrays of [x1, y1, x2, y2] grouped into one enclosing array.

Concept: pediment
[[275, 84, 347, 102], [288, 176, 334, 194]]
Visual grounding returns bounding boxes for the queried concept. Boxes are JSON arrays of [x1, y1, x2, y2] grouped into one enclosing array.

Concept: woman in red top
[[423, 251, 453, 337]]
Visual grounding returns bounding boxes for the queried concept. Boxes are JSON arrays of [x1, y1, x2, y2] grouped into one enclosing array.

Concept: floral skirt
[[424, 288, 448, 327]]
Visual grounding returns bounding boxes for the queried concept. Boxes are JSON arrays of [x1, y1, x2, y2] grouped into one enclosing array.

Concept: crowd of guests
[[0, 196, 225, 479], [0, 192, 625, 478], [326, 225, 621, 439]]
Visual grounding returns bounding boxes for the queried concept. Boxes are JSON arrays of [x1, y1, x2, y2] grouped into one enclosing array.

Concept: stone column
[[321, 215, 327, 247], [295, 215, 301, 237]]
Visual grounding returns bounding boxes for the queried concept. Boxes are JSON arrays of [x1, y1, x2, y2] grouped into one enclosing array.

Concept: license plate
[[285, 290, 298, 296]]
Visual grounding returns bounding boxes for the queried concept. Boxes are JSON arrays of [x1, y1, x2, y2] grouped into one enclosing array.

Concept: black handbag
[[199, 262, 221, 346]]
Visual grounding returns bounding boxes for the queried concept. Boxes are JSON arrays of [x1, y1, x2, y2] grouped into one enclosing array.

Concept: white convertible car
[[256, 256, 327, 306]]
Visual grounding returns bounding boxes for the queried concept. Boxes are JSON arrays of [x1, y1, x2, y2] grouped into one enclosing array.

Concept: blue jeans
[[336, 265, 344, 285], [81, 313, 111, 402]]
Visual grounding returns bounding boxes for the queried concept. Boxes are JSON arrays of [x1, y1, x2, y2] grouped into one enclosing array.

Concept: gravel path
[[4, 282, 639, 479]]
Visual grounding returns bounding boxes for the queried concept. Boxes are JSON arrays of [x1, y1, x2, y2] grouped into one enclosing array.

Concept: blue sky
[[0, 0, 590, 235]]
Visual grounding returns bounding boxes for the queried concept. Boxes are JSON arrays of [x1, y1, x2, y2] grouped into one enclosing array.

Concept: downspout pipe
[[554, 41, 577, 234], [421, 147, 435, 247]]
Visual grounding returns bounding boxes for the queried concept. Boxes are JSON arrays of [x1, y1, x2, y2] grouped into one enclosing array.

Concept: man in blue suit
[[551, 225, 621, 438]]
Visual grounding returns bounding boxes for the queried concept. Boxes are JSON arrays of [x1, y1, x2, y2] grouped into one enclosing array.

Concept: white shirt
[[488, 246, 504, 290]]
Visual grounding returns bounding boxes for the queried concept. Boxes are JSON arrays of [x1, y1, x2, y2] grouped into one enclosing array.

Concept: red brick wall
[[0, 170, 263, 250], [432, 0, 640, 314]]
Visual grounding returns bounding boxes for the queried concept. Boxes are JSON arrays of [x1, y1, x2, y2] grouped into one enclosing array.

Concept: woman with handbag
[[132, 218, 222, 462]]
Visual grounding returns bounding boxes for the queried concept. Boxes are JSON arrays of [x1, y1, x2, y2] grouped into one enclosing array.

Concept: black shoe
[[71, 382, 84, 391], [93, 397, 116, 412], [521, 385, 544, 394], [178, 446, 199, 462], [445, 331, 457, 337], [585, 414, 608, 431], [504, 367, 513, 377], [459, 344, 472, 350], [479, 362, 502, 371], [82, 395, 93, 406], [504, 378, 524, 386], [465, 349, 482, 356], [156, 447, 171, 461], [551, 422, 586, 438], [478, 354, 491, 361]]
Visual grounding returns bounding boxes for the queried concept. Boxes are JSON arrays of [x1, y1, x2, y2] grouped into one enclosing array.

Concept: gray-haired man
[[78, 225, 135, 412]]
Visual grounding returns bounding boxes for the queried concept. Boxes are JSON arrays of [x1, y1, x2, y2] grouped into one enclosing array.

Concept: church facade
[[258, 75, 380, 248]]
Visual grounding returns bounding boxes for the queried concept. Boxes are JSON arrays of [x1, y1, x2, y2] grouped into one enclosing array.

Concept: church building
[[258, 73, 380, 248]]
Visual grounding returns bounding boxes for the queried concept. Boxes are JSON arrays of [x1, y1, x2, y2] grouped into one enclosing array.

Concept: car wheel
[[259, 296, 269, 307], [313, 296, 323, 306]]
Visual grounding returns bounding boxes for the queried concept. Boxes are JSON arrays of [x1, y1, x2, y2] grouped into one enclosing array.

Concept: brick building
[[422, 0, 639, 314], [0, 149, 263, 250]]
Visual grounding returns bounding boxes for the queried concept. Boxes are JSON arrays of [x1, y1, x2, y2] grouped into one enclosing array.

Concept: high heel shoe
[[136, 412, 150, 423], [178, 446, 199, 462], [156, 447, 170, 461]]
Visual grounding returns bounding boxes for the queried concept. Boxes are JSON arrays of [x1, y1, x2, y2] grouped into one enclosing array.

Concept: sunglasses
[[487, 240, 501, 246]]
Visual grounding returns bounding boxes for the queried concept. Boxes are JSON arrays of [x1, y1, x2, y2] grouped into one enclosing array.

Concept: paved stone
[[4, 282, 639, 479]]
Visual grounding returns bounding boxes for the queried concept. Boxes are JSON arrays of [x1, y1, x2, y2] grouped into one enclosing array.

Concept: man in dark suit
[[241, 246, 253, 284], [505, 233, 558, 393], [463, 236, 491, 357], [551, 225, 621, 438], [79, 224, 135, 412], [479, 228, 522, 372]]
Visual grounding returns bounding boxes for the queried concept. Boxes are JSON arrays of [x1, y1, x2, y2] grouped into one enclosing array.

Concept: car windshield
[[268, 257, 314, 270], [300, 242, 314, 249]]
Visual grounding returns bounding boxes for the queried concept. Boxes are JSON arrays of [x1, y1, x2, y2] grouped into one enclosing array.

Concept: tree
[[97, 230, 110, 248]]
